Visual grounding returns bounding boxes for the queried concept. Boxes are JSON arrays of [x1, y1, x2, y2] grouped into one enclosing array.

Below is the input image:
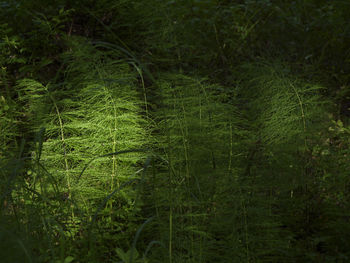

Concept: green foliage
[[1, 39, 151, 261], [238, 61, 327, 148], [144, 73, 249, 262], [0, 0, 350, 262]]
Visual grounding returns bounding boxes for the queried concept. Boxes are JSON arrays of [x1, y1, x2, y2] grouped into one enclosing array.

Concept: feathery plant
[[10, 39, 151, 261], [146, 73, 247, 262], [239, 61, 327, 149], [51, 40, 148, 251], [231, 61, 331, 261]]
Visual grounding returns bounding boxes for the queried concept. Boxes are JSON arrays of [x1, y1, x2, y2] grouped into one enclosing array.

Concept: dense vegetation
[[1, 0, 350, 262]]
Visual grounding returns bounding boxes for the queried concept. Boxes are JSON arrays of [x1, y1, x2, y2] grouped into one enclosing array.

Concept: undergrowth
[[1, 1, 350, 262]]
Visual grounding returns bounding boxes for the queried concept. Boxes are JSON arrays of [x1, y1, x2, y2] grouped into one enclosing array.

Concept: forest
[[0, 0, 350, 262]]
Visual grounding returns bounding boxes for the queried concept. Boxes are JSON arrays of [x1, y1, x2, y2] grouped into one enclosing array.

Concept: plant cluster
[[1, 0, 350, 262]]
